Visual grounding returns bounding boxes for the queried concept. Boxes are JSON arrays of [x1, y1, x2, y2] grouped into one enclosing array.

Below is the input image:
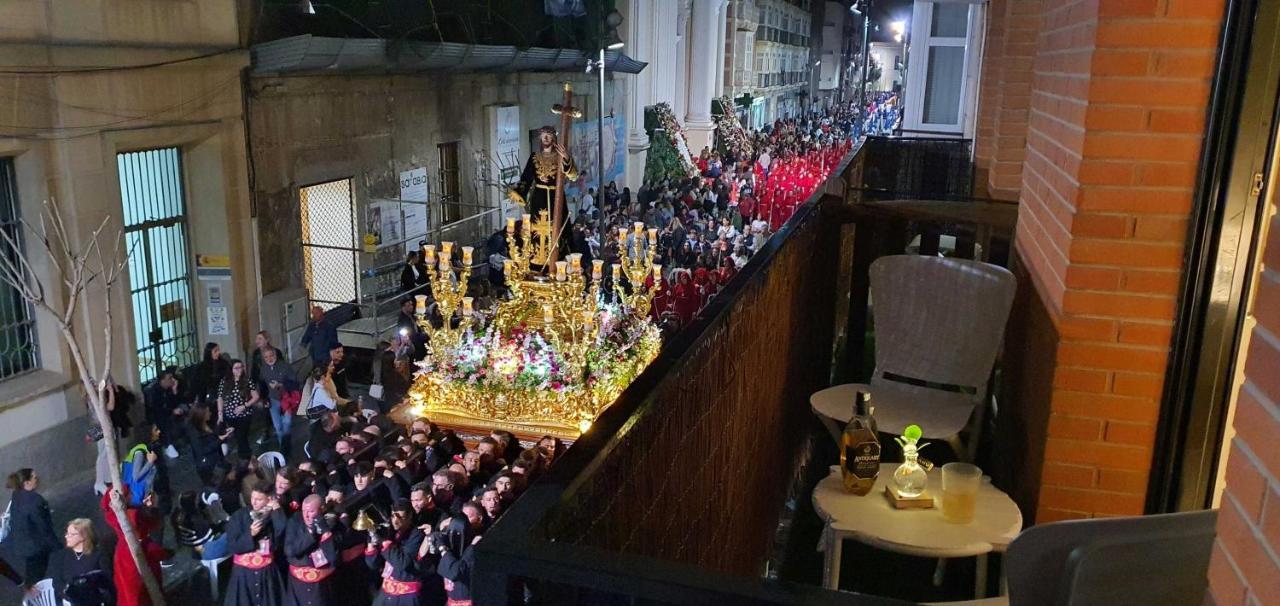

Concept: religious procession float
[[394, 83, 662, 441]]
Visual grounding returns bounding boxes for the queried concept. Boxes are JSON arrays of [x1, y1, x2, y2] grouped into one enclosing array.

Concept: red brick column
[[1011, 0, 1224, 521], [1207, 212, 1280, 605]]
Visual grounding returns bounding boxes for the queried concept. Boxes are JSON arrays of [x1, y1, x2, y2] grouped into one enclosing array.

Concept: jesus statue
[[507, 126, 579, 225]]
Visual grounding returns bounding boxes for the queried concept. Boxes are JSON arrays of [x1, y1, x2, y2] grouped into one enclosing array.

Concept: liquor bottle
[[840, 391, 881, 495]]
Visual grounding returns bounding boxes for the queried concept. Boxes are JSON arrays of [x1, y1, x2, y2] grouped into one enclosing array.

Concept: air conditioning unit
[[259, 288, 310, 363]]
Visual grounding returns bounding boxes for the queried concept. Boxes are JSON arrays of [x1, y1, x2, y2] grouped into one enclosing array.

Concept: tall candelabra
[[414, 241, 475, 369], [612, 221, 663, 319]]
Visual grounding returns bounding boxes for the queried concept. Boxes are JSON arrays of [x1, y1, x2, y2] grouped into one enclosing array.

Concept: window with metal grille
[[299, 178, 357, 310], [438, 142, 462, 224], [0, 158, 39, 382], [118, 147, 199, 383]]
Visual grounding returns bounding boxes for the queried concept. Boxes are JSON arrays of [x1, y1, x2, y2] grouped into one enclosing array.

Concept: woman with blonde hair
[[49, 518, 113, 605]]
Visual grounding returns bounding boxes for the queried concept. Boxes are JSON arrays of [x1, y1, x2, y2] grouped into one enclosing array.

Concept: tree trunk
[[71, 332, 166, 606]]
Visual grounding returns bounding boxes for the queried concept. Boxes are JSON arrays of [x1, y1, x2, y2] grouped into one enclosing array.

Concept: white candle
[[506, 218, 516, 233], [522, 214, 532, 233], [648, 228, 658, 244], [568, 253, 582, 273], [611, 263, 621, 281], [462, 246, 474, 266], [438, 259, 449, 273], [591, 259, 604, 280], [633, 221, 644, 235], [542, 304, 553, 325], [582, 311, 594, 328], [423, 245, 436, 265], [652, 264, 663, 282], [441, 241, 453, 259], [555, 261, 568, 281], [503, 259, 513, 276], [414, 294, 427, 315], [462, 297, 473, 317]]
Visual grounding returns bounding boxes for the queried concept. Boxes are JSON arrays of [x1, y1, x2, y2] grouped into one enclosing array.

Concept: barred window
[[0, 158, 39, 381]]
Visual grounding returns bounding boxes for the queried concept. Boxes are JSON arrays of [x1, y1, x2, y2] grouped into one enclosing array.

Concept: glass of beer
[[941, 463, 982, 523]]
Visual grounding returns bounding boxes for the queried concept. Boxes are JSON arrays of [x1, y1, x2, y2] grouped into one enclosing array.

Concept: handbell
[[351, 508, 376, 532]]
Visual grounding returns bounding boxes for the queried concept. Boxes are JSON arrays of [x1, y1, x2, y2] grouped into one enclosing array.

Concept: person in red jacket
[[101, 486, 171, 606], [672, 271, 699, 326]]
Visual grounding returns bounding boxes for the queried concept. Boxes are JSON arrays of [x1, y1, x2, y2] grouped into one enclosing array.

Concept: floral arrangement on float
[[713, 95, 754, 158], [651, 102, 698, 177], [401, 211, 662, 439]]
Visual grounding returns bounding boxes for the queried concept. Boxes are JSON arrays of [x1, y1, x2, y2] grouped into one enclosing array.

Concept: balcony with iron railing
[[472, 136, 1023, 604]]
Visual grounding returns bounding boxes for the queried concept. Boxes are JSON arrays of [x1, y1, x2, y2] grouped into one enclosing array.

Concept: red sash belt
[[232, 553, 273, 570], [381, 578, 421, 596], [446, 600, 473, 606], [289, 564, 336, 583]]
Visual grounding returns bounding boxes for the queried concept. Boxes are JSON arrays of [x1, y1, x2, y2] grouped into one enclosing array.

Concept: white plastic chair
[[22, 579, 56, 606], [258, 451, 286, 473], [863, 255, 1015, 460], [201, 555, 231, 601]]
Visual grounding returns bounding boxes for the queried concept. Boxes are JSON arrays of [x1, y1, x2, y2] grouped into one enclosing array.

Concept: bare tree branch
[[0, 199, 164, 606]]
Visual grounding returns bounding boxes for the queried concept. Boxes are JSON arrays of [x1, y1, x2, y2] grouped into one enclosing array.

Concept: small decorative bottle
[[892, 424, 928, 498]]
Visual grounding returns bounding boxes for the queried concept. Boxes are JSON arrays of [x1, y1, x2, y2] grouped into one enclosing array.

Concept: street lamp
[[811, 60, 821, 114], [586, 8, 625, 239]]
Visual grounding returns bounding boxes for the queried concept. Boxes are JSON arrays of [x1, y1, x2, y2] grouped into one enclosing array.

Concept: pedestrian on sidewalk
[[3, 468, 60, 588]]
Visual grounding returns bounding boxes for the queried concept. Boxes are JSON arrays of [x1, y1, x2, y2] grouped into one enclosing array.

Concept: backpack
[[120, 444, 154, 506]]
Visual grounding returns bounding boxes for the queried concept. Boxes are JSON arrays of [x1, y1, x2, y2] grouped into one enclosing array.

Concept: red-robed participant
[[101, 486, 172, 606], [672, 271, 699, 326]]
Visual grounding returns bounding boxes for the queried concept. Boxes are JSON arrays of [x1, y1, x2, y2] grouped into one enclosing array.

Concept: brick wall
[[991, 0, 1225, 521], [973, 0, 1005, 175], [1207, 211, 1280, 605], [987, 0, 1041, 200]]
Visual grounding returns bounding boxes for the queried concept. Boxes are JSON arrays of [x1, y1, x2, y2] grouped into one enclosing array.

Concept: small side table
[[812, 464, 1022, 597]]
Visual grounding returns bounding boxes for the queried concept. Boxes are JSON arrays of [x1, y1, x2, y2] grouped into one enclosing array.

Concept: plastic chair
[[925, 510, 1217, 606], [863, 255, 1015, 460], [258, 451, 286, 473], [22, 579, 56, 606], [201, 555, 231, 601]]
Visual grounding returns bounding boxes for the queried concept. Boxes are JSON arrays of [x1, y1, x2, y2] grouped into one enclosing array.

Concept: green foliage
[[645, 130, 685, 184]]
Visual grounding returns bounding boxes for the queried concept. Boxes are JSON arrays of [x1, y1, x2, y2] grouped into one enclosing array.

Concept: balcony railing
[[472, 136, 1015, 604]]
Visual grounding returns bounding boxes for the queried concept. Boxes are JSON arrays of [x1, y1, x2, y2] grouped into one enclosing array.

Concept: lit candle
[[542, 304, 553, 325], [582, 311, 594, 328], [462, 246, 474, 266], [423, 244, 436, 265], [414, 294, 427, 315], [522, 214, 532, 233], [441, 241, 454, 260], [438, 259, 449, 273], [652, 264, 663, 282], [506, 218, 516, 233], [648, 228, 658, 244], [617, 227, 627, 242], [591, 259, 604, 281], [611, 263, 621, 281], [503, 259, 513, 276], [555, 261, 568, 281], [462, 297, 473, 317], [633, 221, 644, 235], [568, 253, 582, 273]]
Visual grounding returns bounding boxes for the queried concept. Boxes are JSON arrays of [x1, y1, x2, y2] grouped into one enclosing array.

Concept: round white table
[[812, 463, 1022, 596]]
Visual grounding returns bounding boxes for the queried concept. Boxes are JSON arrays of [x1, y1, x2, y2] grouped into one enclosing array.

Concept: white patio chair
[[863, 255, 1015, 460], [201, 555, 231, 601], [258, 451, 286, 474], [22, 579, 56, 606]]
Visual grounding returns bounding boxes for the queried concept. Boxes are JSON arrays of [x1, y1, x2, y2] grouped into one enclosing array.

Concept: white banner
[[400, 167, 430, 253], [487, 104, 523, 220]]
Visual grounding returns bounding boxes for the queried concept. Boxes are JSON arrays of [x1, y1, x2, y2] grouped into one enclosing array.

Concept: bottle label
[[845, 441, 881, 480]]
